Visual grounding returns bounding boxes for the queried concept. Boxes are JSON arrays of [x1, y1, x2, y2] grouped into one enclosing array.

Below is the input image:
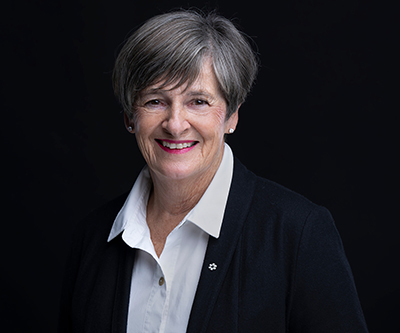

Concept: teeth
[[161, 141, 196, 149]]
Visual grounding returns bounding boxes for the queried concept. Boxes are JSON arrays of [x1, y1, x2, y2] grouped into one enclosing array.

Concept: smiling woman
[[127, 57, 237, 188], [59, 9, 368, 333]]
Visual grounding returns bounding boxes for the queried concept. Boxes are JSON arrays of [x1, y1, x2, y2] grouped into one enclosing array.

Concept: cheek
[[133, 117, 154, 152], [133, 111, 159, 136], [216, 109, 227, 125], [207, 108, 229, 138]]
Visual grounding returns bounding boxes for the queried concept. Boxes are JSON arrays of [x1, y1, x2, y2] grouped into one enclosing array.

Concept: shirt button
[[159, 277, 165, 286]]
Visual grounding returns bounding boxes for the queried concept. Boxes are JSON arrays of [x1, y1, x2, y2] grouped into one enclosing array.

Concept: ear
[[124, 112, 135, 133], [225, 106, 239, 134]]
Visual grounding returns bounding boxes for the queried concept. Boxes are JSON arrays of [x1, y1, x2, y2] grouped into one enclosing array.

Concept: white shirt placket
[[142, 264, 167, 332]]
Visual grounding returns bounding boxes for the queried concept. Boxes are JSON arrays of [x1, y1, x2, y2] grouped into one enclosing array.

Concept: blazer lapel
[[111, 238, 136, 333], [187, 158, 257, 333]]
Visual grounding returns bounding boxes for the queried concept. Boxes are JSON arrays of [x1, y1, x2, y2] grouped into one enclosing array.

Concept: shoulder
[[232, 157, 333, 237], [230, 160, 368, 331], [72, 192, 129, 246], [233, 157, 323, 217], [253, 172, 324, 220]]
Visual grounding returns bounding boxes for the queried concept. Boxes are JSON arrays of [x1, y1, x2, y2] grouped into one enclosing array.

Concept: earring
[[127, 126, 133, 132], [228, 128, 234, 134]]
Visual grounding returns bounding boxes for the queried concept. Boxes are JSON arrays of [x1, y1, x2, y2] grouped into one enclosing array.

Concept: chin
[[151, 162, 199, 181]]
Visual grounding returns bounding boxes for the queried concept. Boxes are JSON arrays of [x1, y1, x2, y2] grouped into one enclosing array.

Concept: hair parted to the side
[[112, 9, 259, 119]]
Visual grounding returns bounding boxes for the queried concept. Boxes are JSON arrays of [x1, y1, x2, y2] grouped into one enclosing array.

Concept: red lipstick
[[155, 139, 198, 154]]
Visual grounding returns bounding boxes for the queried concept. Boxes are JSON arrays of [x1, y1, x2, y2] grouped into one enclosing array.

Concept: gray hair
[[113, 9, 259, 119]]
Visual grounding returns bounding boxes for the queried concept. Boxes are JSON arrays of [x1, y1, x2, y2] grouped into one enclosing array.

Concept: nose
[[162, 103, 190, 137]]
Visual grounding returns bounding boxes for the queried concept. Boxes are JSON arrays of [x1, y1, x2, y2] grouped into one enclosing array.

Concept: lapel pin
[[208, 263, 217, 271]]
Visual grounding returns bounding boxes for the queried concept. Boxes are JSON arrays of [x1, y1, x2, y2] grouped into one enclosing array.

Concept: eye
[[143, 99, 167, 110], [146, 99, 161, 106], [192, 99, 209, 106]]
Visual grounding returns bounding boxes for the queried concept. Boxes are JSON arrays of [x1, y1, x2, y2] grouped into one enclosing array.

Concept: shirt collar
[[186, 143, 233, 238], [107, 167, 152, 242], [107, 143, 234, 242]]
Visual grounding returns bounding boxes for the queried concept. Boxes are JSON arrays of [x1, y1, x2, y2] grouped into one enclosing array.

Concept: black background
[[1, 0, 397, 332]]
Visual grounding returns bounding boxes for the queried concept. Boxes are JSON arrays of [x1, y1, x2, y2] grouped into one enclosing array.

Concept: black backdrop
[[1, 0, 397, 332]]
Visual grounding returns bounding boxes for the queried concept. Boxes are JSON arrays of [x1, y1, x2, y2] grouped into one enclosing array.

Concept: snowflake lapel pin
[[208, 263, 217, 271]]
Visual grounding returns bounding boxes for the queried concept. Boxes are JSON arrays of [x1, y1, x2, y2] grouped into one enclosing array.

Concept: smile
[[155, 139, 198, 154], [161, 141, 196, 149]]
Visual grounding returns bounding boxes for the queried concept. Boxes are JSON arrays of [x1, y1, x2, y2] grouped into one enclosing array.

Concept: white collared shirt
[[107, 143, 234, 333]]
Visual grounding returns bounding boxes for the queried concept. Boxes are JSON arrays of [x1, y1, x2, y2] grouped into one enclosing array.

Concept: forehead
[[141, 59, 222, 98]]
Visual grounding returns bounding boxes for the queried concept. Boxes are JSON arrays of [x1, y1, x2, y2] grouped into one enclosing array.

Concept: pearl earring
[[128, 126, 133, 132], [228, 128, 234, 134]]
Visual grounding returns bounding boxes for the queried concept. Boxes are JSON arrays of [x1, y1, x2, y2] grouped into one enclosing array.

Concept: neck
[[146, 148, 225, 256], [148, 165, 217, 219], [146, 161, 221, 257]]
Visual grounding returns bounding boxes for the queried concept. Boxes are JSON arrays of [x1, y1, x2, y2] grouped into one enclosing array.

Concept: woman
[[59, 10, 368, 332]]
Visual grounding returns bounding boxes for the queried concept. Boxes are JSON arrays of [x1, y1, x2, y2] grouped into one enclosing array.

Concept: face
[[125, 59, 239, 184]]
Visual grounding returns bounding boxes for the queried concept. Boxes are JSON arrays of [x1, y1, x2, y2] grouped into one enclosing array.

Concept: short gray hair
[[113, 9, 259, 119]]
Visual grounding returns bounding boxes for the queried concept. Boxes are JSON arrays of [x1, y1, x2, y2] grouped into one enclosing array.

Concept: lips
[[155, 139, 198, 153]]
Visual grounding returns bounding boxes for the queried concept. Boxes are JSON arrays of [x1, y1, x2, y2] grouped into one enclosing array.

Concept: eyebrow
[[139, 88, 165, 96], [140, 88, 215, 99], [186, 90, 214, 98]]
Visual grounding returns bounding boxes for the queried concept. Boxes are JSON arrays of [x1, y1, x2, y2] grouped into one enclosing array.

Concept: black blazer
[[59, 158, 368, 332]]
